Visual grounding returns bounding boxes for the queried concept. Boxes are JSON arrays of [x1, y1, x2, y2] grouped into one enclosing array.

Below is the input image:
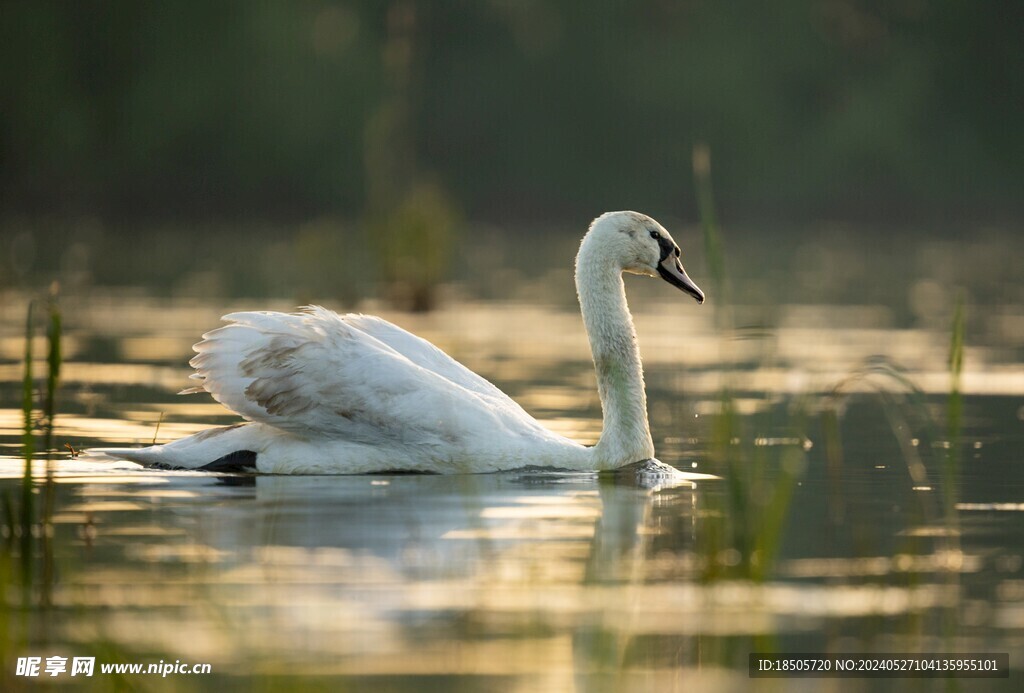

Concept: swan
[[92, 211, 704, 474]]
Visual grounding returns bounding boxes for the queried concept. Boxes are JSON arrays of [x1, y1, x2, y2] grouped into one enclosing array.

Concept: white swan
[[93, 211, 704, 474]]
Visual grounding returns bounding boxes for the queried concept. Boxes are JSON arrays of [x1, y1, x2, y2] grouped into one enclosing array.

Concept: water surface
[[1, 232, 1023, 690]]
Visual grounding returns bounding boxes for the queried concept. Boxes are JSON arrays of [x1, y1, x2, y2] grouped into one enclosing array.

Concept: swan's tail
[[87, 423, 259, 472], [87, 446, 168, 467]]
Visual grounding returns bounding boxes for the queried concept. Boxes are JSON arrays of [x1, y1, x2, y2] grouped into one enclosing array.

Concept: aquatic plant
[[43, 285, 62, 457], [823, 359, 951, 539], [366, 178, 459, 312], [152, 411, 164, 446], [822, 292, 968, 539], [944, 291, 966, 523], [20, 301, 35, 571], [362, 4, 460, 313], [21, 301, 35, 469], [6, 294, 63, 613], [691, 144, 968, 586], [693, 143, 728, 313], [691, 144, 806, 581]]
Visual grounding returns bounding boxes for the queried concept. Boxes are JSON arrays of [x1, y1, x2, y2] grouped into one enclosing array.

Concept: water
[[1, 229, 1023, 691]]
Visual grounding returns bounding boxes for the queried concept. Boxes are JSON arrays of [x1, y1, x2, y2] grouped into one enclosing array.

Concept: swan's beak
[[658, 256, 705, 304]]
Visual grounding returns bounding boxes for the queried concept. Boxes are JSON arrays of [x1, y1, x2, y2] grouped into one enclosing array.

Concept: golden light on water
[[1, 445, 984, 683], [4, 299, 1023, 403]]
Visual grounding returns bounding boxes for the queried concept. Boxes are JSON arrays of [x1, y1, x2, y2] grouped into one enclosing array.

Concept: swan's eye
[[649, 230, 659, 239]]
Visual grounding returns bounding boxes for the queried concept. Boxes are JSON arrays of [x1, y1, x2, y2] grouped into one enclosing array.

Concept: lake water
[[1, 227, 1022, 690]]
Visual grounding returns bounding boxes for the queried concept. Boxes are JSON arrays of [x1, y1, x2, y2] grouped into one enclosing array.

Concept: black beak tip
[[658, 263, 706, 304]]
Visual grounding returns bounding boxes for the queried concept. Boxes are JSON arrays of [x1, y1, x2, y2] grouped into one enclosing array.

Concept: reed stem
[[944, 291, 965, 524]]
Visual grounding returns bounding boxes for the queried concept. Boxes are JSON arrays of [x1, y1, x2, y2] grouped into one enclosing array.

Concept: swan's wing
[[341, 314, 522, 408], [184, 306, 538, 444]]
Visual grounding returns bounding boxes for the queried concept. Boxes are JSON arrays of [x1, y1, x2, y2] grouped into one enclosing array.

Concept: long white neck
[[575, 235, 655, 469]]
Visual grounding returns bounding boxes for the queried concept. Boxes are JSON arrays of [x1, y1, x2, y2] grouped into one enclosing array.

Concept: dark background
[[3, 0, 1021, 225]]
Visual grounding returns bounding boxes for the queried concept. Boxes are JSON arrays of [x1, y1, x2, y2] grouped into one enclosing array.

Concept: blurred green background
[[3, 0, 1021, 220], [1, 0, 1021, 305]]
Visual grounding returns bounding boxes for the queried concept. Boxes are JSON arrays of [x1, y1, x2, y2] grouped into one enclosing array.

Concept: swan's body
[[93, 212, 704, 474]]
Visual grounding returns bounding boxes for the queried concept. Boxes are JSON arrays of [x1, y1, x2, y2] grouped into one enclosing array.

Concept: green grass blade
[[20, 301, 35, 591], [944, 291, 965, 523], [22, 301, 35, 465], [692, 143, 727, 307], [44, 287, 62, 456]]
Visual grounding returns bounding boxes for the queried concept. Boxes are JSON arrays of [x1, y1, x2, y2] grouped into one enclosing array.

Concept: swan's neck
[[575, 240, 655, 469]]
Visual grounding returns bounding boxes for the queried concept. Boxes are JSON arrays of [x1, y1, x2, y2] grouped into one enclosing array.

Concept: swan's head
[[585, 211, 705, 304]]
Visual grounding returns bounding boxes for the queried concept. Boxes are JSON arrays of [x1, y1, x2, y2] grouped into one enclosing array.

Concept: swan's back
[[341, 313, 529, 410]]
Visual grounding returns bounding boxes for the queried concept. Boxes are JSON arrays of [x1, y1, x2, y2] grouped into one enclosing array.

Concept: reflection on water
[[1, 460, 1022, 690], [1, 256, 1023, 689]]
